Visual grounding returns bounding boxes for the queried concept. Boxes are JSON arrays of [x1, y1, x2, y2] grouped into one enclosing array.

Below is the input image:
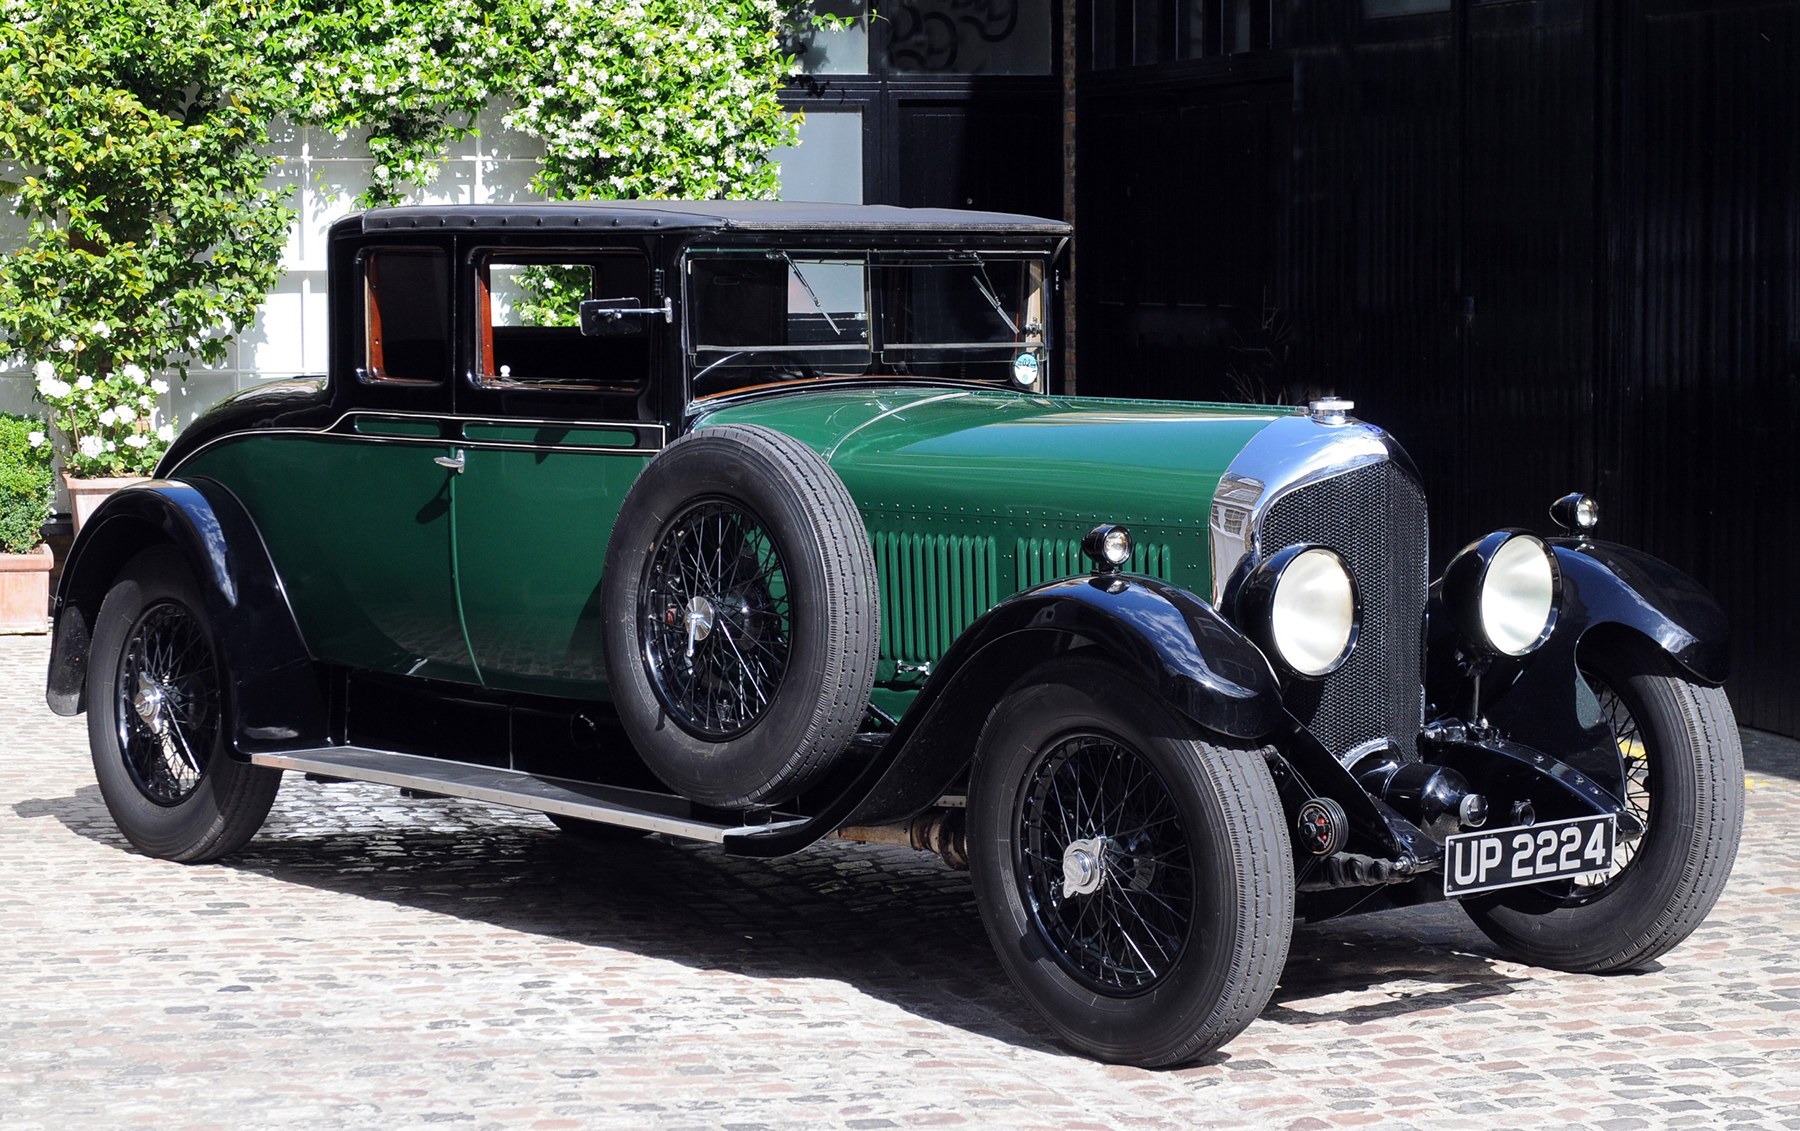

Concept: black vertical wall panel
[[1076, 0, 1800, 735], [1456, 4, 1593, 546], [1608, 1, 1800, 735]]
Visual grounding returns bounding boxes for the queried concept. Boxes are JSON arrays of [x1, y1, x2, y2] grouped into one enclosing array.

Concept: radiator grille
[[1258, 462, 1428, 764]]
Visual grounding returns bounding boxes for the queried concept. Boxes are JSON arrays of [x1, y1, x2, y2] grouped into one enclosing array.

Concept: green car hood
[[694, 385, 1291, 608]]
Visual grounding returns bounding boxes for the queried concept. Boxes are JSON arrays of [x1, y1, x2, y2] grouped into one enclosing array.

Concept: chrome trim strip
[[168, 411, 670, 470], [1209, 414, 1408, 605], [249, 746, 808, 843]]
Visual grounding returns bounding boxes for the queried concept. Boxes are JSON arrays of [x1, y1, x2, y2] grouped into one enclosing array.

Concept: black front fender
[[46, 479, 325, 755], [729, 572, 1285, 856], [1426, 537, 1728, 792]]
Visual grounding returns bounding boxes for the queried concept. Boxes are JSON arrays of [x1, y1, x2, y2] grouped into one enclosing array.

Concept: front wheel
[[968, 657, 1294, 1067], [1461, 638, 1744, 971], [87, 548, 281, 862]]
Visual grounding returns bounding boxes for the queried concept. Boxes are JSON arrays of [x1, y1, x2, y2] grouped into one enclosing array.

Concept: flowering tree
[[491, 0, 796, 203], [2, 0, 800, 476], [0, 0, 291, 476], [275, 0, 502, 207]]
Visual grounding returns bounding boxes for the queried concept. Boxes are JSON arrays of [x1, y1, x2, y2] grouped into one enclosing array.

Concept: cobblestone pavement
[[2, 633, 1796, 1130]]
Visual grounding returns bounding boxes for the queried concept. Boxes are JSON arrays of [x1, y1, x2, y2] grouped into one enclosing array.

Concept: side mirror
[[579, 296, 672, 337]]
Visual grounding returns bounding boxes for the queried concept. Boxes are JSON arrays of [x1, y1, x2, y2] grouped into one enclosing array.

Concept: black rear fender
[[46, 479, 325, 755]]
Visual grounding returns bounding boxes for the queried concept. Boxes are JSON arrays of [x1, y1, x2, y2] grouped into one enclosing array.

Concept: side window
[[476, 250, 653, 391], [361, 248, 450, 385]]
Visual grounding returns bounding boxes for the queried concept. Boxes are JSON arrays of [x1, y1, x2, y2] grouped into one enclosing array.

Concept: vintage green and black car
[[47, 202, 1744, 1066]]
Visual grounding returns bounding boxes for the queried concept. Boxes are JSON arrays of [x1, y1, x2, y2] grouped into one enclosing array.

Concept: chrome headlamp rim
[[1236, 543, 1361, 679], [1443, 529, 1562, 658]]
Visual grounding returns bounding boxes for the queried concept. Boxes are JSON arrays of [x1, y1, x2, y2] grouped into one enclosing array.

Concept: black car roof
[[349, 200, 1071, 237]]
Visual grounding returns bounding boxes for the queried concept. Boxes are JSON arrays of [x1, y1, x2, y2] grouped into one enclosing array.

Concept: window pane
[[1093, 0, 1120, 69], [1184, 0, 1221, 58], [362, 248, 448, 385], [774, 109, 864, 204], [885, 0, 1052, 75], [1134, 0, 1169, 65], [479, 253, 651, 391], [789, 2, 870, 74]]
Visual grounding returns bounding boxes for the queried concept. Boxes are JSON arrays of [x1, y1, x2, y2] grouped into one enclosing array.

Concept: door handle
[[433, 448, 466, 473]]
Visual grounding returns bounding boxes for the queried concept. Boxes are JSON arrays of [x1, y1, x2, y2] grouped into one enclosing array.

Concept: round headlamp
[[1238, 545, 1359, 678], [1549, 491, 1599, 534], [1443, 531, 1560, 658], [1082, 524, 1134, 572]]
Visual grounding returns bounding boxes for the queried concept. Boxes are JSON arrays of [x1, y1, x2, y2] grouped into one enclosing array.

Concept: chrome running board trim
[[249, 746, 807, 844]]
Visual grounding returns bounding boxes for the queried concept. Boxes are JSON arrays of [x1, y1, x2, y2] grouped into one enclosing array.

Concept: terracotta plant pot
[[62, 472, 148, 534], [0, 543, 53, 634]]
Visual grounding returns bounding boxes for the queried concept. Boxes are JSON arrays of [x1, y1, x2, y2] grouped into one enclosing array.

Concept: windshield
[[686, 248, 1050, 397]]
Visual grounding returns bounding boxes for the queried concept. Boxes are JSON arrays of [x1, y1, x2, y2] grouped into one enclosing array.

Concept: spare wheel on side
[[600, 424, 880, 808]]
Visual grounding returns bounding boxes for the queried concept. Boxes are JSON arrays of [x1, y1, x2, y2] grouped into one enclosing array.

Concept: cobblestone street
[[2, 632, 1796, 1129]]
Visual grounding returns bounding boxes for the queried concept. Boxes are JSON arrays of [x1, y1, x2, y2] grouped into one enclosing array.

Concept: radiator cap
[[1307, 397, 1355, 425]]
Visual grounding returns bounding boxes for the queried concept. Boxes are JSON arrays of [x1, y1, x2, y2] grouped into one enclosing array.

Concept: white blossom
[[77, 435, 104, 458], [124, 434, 149, 449], [92, 321, 111, 339], [27, 431, 45, 448], [76, 375, 94, 391], [56, 338, 77, 352], [151, 379, 171, 395], [156, 423, 175, 443], [122, 363, 146, 384]]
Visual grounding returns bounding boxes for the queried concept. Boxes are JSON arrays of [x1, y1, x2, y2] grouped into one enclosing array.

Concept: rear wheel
[[1461, 638, 1743, 970], [968, 657, 1294, 1066], [87, 548, 281, 862]]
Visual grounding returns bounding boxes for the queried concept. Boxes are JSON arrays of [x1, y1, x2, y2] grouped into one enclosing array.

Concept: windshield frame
[[680, 242, 1056, 404]]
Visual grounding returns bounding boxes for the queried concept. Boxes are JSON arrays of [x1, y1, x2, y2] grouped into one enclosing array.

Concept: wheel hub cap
[[683, 595, 716, 659], [1062, 836, 1108, 898], [132, 680, 167, 733]]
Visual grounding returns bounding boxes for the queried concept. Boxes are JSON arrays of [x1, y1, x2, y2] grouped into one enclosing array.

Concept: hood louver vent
[[872, 531, 1174, 666]]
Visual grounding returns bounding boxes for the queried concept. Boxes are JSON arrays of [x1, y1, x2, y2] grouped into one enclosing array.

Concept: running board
[[248, 746, 808, 845]]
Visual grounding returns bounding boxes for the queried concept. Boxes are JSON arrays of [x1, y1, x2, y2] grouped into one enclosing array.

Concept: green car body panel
[[176, 429, 651, 698], [695, 386, 1291, 713], [172, 386, 1289, 716]]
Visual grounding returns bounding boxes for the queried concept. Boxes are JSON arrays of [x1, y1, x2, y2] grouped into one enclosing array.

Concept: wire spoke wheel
[[1568, 670, 1653, 895], [115, 600, 221, 806], [1019, 733, 1193, 993], [87, 548, 282, 863], [1460, 639, 1743, 972], [970, 657, 1292, 1066], [641, 498, 793, 740], [602, 426, 877, 809]]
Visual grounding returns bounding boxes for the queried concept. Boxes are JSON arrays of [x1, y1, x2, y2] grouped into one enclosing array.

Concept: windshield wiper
[[773, 251, 841, 337], [969, 255, 1019, 336]]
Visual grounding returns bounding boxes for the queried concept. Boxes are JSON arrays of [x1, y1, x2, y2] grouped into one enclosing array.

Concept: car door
[[449, 242, 664, 698], [178, 242, 478, 683]]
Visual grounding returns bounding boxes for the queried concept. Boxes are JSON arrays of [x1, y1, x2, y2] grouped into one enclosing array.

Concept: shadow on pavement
[[1741, 727, 1800, 781], [16, 776, 1528, 1065]]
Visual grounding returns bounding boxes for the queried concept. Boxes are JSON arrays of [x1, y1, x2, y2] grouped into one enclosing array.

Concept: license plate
[[1443, 814, 1616, 897]]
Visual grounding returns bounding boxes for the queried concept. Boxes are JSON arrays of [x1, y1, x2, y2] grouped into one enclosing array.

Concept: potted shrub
[[0, 412, 55, 633]]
